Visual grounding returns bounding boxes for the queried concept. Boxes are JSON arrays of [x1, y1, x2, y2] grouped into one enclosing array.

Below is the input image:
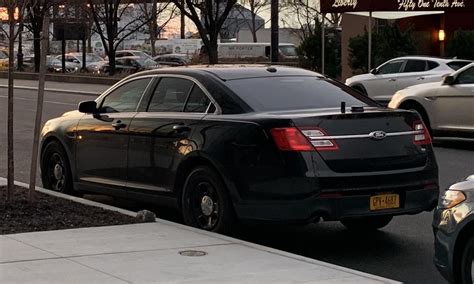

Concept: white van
[[217, 42, 298, 60]]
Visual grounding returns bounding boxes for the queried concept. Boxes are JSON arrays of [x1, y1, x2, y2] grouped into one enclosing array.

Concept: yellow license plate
[[370, 194, 400, 210]]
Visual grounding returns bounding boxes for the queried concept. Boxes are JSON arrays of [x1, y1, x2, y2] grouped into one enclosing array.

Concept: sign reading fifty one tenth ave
[[321, 0, 474, 13]]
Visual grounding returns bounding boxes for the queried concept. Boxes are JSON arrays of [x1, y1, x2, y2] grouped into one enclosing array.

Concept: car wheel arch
[[399, 100, 432, 131], [40, 135, 76, 181], [350, 83, 368, 95], [174, 153, 240, 207], [453, 221, 474, 283]]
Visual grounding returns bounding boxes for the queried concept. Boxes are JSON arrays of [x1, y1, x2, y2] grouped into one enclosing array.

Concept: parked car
[[47, 56, 79, 73], [116, 50, 153, 60], [55, 53, 107, 73], [433, 175, 474, 284], [216, 42, 298, 61], [40, 66, 439, 233], [100, 56, 160, 74], [389, 63, 474, 138], [346, 56, 472, 103], [0, 49, 9, 70], [153, 53, 190, 66]]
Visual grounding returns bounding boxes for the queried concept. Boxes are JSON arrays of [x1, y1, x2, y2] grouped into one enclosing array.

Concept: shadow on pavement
[[433, 138, 474, 151]]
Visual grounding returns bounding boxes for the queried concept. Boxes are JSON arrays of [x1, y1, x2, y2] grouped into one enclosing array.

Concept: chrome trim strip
[[308, 130, 423, 140]]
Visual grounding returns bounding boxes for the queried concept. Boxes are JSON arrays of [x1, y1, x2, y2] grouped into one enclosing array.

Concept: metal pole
[[270, 0, 279, 63], [368, 11, 372, 71], [321, 14, 325, 75]]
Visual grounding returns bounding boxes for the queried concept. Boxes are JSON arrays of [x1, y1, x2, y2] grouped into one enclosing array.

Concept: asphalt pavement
[[1, 86, 473, 284]]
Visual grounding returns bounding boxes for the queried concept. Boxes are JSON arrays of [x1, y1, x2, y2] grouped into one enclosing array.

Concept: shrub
[[447, 30, 474, 60]]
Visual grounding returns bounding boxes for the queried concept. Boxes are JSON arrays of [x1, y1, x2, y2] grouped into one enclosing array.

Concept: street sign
[[53, 23, 87, 40]]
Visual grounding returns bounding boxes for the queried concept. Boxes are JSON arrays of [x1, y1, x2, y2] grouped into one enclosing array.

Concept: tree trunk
[[150, 0, 157, 57], [29, 16, 50, 203], [108, 44, 116, 76], [6, 11, 15, 201], [207, 35, 219, 65], [33, 27, 41, 73], [251, 14, 257, 42]]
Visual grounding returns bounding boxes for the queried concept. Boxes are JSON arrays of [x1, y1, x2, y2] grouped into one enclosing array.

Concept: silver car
[[346, 56, 472, 103], [389, 63, 474, 138]]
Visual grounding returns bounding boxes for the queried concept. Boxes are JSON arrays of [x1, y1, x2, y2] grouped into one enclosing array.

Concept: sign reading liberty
[[332, 0, 358, 9]]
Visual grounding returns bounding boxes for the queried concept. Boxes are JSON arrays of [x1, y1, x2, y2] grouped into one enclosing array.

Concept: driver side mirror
[[370, 68, 378, 75], [443, 75, 456, 85], [78, 100, 99, 114]]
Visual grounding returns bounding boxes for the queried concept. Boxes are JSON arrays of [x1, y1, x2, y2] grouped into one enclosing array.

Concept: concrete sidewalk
[[0, 78, 112, 96], [0, 178, 398, 284]]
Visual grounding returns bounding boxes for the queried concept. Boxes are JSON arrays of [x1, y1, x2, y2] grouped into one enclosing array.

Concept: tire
[[41, 140, 77, 195], [341, 216, 393, 231], [181, 166, 235, 233], [459, 236, 474, 284]]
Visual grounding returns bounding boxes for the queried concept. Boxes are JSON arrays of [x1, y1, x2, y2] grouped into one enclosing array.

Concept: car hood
[[345, 73, 374, 84], [400, 81, 443, 94]]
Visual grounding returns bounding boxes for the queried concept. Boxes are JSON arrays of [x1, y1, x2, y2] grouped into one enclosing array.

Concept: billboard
[[320, 0, 474, 13]]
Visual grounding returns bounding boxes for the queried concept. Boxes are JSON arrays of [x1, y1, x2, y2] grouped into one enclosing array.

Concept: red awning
[[320, 0, 474, 13]]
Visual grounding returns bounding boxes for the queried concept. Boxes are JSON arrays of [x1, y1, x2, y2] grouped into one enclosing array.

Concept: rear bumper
[[234, 186, 439, 223]]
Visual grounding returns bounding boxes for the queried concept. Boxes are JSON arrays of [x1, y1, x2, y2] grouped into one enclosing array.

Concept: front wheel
[[459, 236, 474, 284], [41, 141, 76, 195], [181, 166, 235, 233], [341, 216, 393, 231]]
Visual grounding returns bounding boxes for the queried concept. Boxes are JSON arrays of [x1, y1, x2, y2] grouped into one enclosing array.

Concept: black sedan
[[40, 66, 439, 233], [433, 176, 474, 283]]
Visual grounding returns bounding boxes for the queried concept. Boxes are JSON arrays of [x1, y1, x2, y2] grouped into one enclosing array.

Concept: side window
[[377, 61, 404, 74], [456, 67, 474, 85], [184, 85, 211, 113], [100, 78, 151, 113], [427, 61, 439, 70], [403, 60, 427, 73], [147, 78, 194, 112]]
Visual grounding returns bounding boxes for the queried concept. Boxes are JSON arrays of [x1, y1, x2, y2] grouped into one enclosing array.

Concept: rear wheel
[[341, 216, 393, 231], [459, 236, 474, 284], [181, 166, 235, 233], [41, 141, 77, 195]]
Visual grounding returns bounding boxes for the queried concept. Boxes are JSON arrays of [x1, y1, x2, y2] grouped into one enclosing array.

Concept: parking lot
[[1, 87, 473, 283]]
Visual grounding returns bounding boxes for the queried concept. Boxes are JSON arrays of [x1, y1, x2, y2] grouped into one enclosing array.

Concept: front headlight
[[440, 190, 466, 209]]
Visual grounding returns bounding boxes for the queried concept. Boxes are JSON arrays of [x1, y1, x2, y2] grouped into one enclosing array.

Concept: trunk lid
[[287, 108, 429, 173]]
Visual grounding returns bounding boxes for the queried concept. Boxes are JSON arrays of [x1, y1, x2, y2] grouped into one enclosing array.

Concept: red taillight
[[270, 128, 313, 151], [270, 127, 339, 152], [413, 120, 432, 145]]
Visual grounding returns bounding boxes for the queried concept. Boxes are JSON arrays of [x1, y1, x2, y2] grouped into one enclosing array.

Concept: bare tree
[[282, 0, 340, 41], [24, 0, 53, 72], [0, 0, 30, 201], [86, 0, 159, 75], [236, 0, 269, 42], [171, 0, 237, 64], [138, 0, 177, 57]]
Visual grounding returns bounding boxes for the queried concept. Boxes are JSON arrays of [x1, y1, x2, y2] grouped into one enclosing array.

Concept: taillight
[[413, 121, 431, 145], [270, 128, 313, 151], [270, 127, 339, 152]]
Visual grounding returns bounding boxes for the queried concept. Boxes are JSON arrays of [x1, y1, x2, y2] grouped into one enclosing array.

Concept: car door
[[431, 66, 474, 132], [75, 77, 153, 194], [397, 59, 429, 89], [365, 59, 405, 100], [127, 76, 212, 195]]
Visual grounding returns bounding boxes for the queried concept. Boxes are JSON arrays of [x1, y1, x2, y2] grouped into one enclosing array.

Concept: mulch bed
[[0, 185, 139, 235]]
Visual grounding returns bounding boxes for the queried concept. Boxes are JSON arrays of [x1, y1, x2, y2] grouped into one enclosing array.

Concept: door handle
[[172, 124, 191, 133], [112, 121, 127, 130], [417, 77, 425, 80], [388, 78, 397, 82]]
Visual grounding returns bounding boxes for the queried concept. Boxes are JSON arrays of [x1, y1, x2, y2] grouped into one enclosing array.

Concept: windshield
[[279, 45, 297, 57], [136, 57, 157, 66], [225, 76, 375, 112]]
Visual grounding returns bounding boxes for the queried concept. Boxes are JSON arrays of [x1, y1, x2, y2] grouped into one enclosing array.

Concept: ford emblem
[[369, 131, 387, 140]]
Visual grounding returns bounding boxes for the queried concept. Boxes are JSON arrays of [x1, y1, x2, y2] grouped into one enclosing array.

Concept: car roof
[[128, 65, 321, 81], [390, 56, 472, 63]]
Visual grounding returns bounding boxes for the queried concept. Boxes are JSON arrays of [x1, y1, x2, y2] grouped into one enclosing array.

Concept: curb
[[0, 177, 399, 283], [0, 85, 100, 96]]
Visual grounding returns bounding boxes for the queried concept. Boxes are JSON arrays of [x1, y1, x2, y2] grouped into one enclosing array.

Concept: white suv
[[345, 56, 472, 103]]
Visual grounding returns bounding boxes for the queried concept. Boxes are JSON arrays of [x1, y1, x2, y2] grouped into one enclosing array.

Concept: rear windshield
[[447, 61, 472, 71], [225, 76, 376, 112]]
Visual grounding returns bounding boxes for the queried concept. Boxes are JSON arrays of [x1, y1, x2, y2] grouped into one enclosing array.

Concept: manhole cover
[[179, 250, 207, 257]]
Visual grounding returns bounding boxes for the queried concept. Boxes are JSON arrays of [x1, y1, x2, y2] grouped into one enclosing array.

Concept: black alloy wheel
[[182, 166, 234, 233], [460, 236, 474, 284], [41, 141, 75, 195], [341, 215, 393, 231]]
